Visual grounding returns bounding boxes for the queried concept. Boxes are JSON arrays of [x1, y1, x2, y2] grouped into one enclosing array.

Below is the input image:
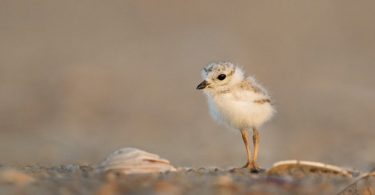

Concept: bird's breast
[[207, 92, 274, 129]]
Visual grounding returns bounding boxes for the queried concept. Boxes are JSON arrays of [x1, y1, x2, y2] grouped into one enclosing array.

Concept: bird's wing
[[234, 77, 271, 103], [240, 77, 268, 95]]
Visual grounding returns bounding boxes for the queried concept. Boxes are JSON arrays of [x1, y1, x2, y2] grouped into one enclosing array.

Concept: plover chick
[[196, 62, 275, 172]]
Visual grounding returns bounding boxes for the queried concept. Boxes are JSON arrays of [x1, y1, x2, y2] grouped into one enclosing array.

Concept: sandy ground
[[1, 164, 374, 195]]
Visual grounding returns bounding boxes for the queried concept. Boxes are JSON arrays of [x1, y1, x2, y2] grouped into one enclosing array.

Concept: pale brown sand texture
[[1, 164, 372, 195], [1, 1, 375, 172]]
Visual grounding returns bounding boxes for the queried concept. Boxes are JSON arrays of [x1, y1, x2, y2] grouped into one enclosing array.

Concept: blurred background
[[1, 0, 374, 171]]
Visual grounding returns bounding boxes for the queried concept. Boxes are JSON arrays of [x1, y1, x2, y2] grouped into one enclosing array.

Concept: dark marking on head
[[227, 66, 235, 77], [205, 64, 214, 73]]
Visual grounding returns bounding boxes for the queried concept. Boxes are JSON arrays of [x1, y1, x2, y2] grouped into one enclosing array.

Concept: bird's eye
[[217, 74, 226, 80]]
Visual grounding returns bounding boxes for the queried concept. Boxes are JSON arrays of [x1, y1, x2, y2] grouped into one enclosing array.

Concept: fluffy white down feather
[[201, 63, 275, 130]]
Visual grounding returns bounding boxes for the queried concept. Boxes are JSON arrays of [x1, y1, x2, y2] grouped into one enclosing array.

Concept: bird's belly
[[209, 97, 274, 129]]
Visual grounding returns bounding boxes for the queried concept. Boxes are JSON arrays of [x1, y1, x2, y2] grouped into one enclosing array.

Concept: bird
[[196, 61, 275, 172]]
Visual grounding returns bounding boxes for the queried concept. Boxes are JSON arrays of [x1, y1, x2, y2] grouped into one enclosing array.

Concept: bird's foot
[[242, 162, 265, 173], [250, 167, 264, 173]]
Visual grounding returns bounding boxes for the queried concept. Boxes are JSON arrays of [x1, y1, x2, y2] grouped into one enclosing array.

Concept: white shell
[[96, 147, 176, 174], [267, 160, 353, 177]]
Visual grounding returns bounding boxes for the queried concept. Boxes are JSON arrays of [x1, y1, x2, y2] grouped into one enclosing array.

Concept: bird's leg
[[251, 127, 261, 171], [240, 129, 253, 168]]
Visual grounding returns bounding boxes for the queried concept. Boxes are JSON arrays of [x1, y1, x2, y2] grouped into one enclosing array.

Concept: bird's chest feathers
[[210, 91, 260, 116]]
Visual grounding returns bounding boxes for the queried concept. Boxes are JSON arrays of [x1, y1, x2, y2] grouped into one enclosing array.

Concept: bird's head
[[196, 62, 244, 91]]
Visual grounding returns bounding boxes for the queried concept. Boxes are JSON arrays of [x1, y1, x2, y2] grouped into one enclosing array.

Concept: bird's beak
[[196, 80, 208, 90]]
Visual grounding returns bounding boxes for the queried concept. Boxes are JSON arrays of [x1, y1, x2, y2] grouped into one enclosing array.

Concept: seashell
[[267, 160, 353, 177], [96, 147, 176, 174]]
